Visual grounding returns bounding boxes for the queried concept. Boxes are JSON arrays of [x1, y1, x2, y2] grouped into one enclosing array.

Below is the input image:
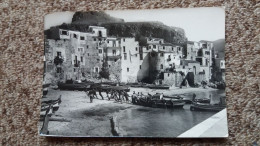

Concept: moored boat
[[190, 96, 226, 112], [147, 85, 170, 89], [190, 103, 226, 112], [132, 94, 185, 109]]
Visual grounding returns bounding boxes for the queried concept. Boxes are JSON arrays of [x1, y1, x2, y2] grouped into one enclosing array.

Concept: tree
[[109, 60, 122, 84], [99, 61, 110, 79]]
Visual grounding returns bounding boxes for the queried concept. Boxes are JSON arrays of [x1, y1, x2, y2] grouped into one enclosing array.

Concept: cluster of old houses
[[44, 26, 225, 87]]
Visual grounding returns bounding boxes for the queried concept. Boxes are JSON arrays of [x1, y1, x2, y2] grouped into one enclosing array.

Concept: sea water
[[116, 89, 225, 137]]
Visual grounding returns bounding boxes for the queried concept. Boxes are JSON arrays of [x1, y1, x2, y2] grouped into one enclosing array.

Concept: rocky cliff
[[46, 12, 187, 46]]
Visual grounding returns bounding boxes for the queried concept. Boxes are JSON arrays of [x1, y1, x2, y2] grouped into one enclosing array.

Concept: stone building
[[45, 26, 216, 87]]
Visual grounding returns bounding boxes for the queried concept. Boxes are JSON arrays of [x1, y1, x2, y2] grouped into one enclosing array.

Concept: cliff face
[[72, 11, 124, 25], [100, 22, 187, 45]]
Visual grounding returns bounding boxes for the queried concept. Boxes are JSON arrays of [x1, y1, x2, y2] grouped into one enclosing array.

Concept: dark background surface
[[0, 0, 259, 145]]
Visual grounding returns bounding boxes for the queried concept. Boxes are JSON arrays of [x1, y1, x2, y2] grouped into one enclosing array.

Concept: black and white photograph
[[40, 7, 227, 137]]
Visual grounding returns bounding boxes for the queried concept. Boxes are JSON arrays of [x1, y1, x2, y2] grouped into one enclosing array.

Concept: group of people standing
[[86, 88, 130, 103]]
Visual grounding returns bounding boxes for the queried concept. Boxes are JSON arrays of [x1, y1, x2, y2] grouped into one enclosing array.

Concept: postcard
[[39, 7, 227, 137]]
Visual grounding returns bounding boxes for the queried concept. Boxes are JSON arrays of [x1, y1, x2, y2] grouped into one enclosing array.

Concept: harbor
[[39, 87, 225, 137]]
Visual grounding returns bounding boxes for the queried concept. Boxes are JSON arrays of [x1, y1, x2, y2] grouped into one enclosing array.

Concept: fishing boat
[[147, 85, 170, 89], [190, 96, 226, 112], [190, 103, 226, 112], [132, 94, 185, 109], [41, 95, 62, 113]]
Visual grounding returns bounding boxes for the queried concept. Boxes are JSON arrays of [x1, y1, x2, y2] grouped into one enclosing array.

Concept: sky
[[44, 7, 225, 42]]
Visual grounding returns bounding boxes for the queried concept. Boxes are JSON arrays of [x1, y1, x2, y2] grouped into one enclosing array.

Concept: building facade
[[44, 26, 217, 87]]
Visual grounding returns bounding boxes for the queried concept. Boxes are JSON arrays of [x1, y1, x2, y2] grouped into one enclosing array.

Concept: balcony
[[106, 55, 121, 59]]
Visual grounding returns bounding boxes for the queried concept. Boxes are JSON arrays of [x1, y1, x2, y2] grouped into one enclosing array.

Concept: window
[[107, 40, 109, 43], [99, 49, 102, 53], [139, 47, 142, 52], [153, 45, 156, 48], [149, 46, 151, 49], [80, 36, 84, 40], [159, 41, 162, 44], [61, 30, 68, 35], [94, 38, 96, 41], [163, 46, 165, 50], [112, 50, 116, 55], [124, 53, 127, 60], [73, 34, 77, 39], [136, 47, 138, 51], [140, 53, 143, 60], [81, 56, 83, 62], [57, 52, 61, 57], [123, 38, 125, 42], [139, 65, 141, 69], [127, 68, 129, 72], [87, 45, 89, 49], [205, 51, 210, 55], [88, 53, 90, 56], [57, 67, 61, 73], [123, 46, 126, 52], [98, 31, 102, 37], [109, 65, 111, 68], [168, 55, 171, 58], [74, 56, 77, 64], [178, 47, 181, 51], [114, 59, 117, 62], [160, 64, 163, 69], [74, 68, 76, 72], [95, 67, 98, 73], [160, 53, 164, 57], [172, 47, 173, 51], [168, 73, 170, 77]]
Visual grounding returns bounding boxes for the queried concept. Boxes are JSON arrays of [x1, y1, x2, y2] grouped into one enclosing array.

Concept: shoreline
[[39, 87, 224, 137]]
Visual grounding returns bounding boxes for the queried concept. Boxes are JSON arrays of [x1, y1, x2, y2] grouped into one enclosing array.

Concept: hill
[[45, 12, 187, 46], [213, 39, 225, 58]]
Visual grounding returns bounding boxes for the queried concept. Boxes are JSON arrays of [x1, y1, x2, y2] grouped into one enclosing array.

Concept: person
[[106, 89, 111, 100], [209, 94, 214, 105], [98, 89, 104, 100], [160, 93, 164, 100], [123, 91, 129, 103], [92, 88, 98, 99], [132, 91, 137, 103], [192, 93, 196, 102], [88, 89, 95, 103]]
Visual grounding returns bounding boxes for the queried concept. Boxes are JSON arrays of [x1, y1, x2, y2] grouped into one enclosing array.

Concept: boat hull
[[132, 97, 185, 109], [190, 103, 225, 112]]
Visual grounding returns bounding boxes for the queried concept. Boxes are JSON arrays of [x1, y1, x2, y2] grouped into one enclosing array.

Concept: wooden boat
[[41, 95, 62, 112], [147, 85, 170, 89], [190, 102, 226, 112], [132, 94, 185, 109], [190, 96, 226, 112], [98, 85, 130, 92]]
